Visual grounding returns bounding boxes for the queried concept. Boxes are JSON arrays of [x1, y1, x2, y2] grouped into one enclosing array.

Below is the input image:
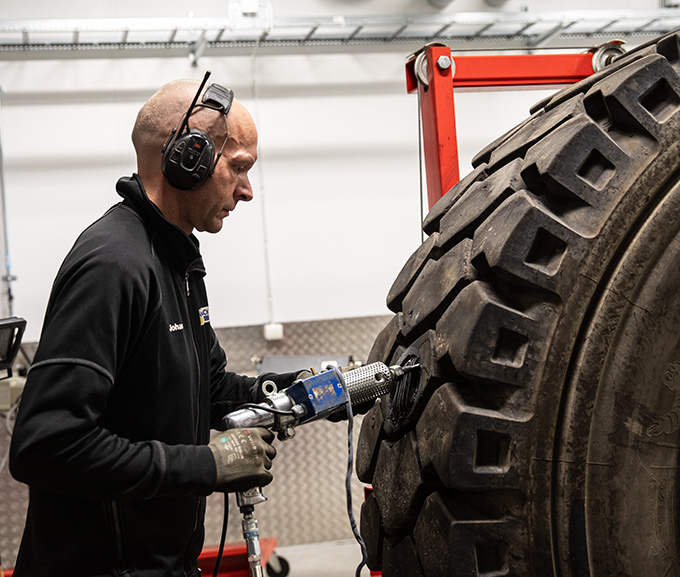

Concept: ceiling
[[0, 9, 679, 61]]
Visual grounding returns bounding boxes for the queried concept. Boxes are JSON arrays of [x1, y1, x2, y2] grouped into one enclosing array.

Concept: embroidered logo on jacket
[[169, 323, 184, 332], [199, 306, 210, 326]]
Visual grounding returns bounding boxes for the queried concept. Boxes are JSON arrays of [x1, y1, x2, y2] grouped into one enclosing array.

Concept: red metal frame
[[406, 46, 596, 209]]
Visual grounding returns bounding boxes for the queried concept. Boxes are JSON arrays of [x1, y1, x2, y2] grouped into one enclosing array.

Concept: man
[[10, 76, 298, 576]]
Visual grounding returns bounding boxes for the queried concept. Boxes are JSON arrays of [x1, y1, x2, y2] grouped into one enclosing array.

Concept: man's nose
[[237, 178, 254, 202]]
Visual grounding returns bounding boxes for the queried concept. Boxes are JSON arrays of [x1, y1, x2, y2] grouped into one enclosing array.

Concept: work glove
[[208, 427, 277, 493]]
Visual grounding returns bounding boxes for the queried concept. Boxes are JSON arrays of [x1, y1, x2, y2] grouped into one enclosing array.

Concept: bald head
[[131, 78, 255, 189], [130, 77, 258, 234], [132, 79, 198, 168]]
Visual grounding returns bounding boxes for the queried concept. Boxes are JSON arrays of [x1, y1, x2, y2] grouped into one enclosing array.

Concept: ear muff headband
[[161, 71, 235, 190]]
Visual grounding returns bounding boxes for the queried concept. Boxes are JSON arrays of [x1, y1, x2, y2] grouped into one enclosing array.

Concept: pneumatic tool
[[219, 361, 419, 577]]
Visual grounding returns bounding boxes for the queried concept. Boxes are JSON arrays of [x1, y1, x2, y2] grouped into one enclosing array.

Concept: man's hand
[[249, 369, 313, 402], [208, 427, 276, 493]]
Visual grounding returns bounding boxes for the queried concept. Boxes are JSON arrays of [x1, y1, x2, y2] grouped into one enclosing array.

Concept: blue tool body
[[285, 368, 348, 423]]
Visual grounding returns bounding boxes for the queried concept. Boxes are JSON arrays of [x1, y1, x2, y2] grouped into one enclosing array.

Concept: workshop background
[[0, 0, 677, 570]]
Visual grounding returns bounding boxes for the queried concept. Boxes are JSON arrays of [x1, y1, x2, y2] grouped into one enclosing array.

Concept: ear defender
[[161, 71, 234, 190]]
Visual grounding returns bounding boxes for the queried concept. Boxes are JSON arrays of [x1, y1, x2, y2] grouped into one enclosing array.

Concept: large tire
[[358, 30, 680, 577]]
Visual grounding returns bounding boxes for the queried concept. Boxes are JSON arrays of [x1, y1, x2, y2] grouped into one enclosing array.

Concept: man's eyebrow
[[231, 151, 257, 164]]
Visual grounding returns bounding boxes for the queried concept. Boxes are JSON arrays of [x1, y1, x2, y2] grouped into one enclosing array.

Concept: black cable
[[391, 358, 421, 425], [236, 403, 296, 416], [345, 394, 369, 577], [212, 492, 229, 577]]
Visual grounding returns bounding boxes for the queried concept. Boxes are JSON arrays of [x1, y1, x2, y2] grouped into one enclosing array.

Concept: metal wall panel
[[0, 425, 27, 570], [206, 315, 391, 549], [0, 315, 391, 568]]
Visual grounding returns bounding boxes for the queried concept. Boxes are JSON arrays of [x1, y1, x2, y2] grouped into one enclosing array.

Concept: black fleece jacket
[[10, 175, 266, 576]]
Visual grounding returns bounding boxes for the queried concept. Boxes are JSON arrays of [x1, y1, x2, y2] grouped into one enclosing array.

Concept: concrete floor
[[271, 540, 372, 577]]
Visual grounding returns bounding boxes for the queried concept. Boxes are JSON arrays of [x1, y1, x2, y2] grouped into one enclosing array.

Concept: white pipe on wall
[[0, 90, 14, 318]]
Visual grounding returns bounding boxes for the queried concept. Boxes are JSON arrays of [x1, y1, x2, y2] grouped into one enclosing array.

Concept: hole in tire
[[577, 148, 615, 190], [492, 327, 528, 369], [475, 429, 511, 472], [475, 539, 509, 576], [524, 227, 568, 274], [389, 354, 421, 425], [640, 77, 680, 123]]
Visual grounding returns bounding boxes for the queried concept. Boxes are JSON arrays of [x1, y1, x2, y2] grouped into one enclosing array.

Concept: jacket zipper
[[184, 269, 202, 441], [185, 267, 203, 543], [110, 501, 127, 570]]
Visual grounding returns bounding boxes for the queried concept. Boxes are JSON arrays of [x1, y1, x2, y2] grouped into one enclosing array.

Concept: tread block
[[373, 432, 429, 536], [423, 164, 488, 236], [415, 383, 525, 489], [413, 492, 528, 577], [401, 239, 476, 337], [436, 158, 526, 251], [641, 77, 680, 123], [471, 191, 581, 297], [387, 232, 439, 313], [484, 95, 586, 174], [521, 115, 633, 237], [366, 314, 404, 365], [656, 31, 680, 72], [531, 42, 659, 114], [435, 281, 559, 388], [472, 114, 535, 169], [356, 401, 386, 484], [360, 492, 384, 571], [584, 54, 680, 144], [381, 535, 426, 577]]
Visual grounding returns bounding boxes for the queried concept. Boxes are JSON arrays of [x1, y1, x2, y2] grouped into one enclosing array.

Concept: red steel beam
[[448, 52, 595, 87], [406, 47, 596, 209], [406, 45, 460, 211]]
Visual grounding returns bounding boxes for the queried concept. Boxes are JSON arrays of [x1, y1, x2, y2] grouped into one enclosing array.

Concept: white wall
[[0, 0, 658, 340]]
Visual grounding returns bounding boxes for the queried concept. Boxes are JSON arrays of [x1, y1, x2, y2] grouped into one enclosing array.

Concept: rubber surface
[[358, 30, 680, 577]]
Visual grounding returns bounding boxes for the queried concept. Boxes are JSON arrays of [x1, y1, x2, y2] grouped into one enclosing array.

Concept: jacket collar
[[116, 174, 205, 275]]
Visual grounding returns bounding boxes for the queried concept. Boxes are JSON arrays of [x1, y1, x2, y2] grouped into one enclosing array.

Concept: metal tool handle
[[241, 506, 264, 577], [236, 486, 268, 509]]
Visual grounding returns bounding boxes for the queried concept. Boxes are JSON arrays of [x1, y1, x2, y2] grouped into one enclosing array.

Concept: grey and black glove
[[208, 427, 277, 493]]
